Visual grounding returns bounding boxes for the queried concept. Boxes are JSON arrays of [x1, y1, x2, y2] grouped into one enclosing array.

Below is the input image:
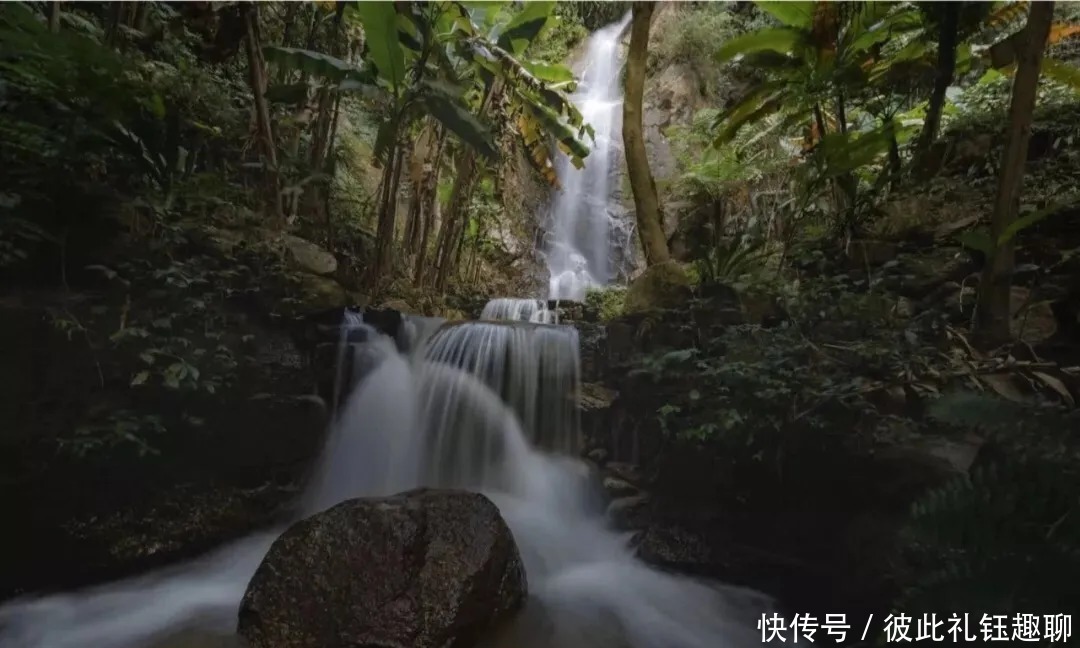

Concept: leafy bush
[[652, 4, 738, 77], [894, 392, 1080, 616], [584, 285, 626, 321]]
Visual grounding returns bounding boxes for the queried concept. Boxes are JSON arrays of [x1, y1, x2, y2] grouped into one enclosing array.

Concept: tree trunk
[[48, 2, 61, 33], [371, 145, 406, 284], [622, 1, 670, 266], [105, 2, 123, 47], [431, 150, 479, 292], [974, 1, 1054, 348], [914, 2, 961, 166], [412, 130, 447, 284], [243, 6, 283, 223]]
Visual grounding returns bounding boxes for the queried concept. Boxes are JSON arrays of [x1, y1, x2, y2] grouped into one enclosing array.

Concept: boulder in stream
[[238, 488, 527, 648]]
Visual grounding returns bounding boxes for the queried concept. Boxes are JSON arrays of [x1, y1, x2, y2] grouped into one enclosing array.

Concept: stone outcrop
[[238, 489, 527, 648]]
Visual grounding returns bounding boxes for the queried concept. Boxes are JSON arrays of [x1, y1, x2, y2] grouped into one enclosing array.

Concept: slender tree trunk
[[105, 2, 123, 47], [975, 1, 1054, 348], [431, 151, 478, 291], [413, 130, 447, 284], [915, 3, 961, 165], [243, 5, 283, 222], [48, 2, 61, 33], [371, 146, 406, 283], [623, 2, 670, 266]]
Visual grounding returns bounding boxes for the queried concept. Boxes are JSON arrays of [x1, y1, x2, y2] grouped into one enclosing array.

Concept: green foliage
[[652, 5, 738, 78], [561, 2, 630, 32], [901, 460, 1080, 613], [584, 286, 626, 321], [528, 9, 588, 64], [894, 391, 1080, 614], [694, 236, 768, 287]]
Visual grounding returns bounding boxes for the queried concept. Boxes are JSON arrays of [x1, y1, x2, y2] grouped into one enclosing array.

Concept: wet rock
[[239, 489, 526, 648], [605, 461, 644, 486], [623, 261, 693, 314], [282, 234, 337, 276], [286, 273, 349, 315], [602, 477, 639, 499], [586, 448, 609, 465], [580, 383, 617, 454], [606, 494, 651, 531], [379, 299, 414, 313]]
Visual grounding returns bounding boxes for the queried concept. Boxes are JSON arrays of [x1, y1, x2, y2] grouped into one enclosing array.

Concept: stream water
[[0, 306, 771, 648]]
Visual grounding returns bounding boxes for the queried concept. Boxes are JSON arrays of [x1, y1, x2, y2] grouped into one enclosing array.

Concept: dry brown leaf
[[1031, 370, 1075, 406], [981, 373, 1027, 402]]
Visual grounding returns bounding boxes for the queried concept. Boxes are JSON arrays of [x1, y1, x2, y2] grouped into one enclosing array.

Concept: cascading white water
[[0, 304, 773, 648], [545, 14, 637, 302], [423, 321, 581, 454], [481, 298, 557, 324]]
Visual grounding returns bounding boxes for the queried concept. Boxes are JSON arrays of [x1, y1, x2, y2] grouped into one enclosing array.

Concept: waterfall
[[0, 302, 773, 648], [480, 298, 557, 324], [545, 13, 638, 302]]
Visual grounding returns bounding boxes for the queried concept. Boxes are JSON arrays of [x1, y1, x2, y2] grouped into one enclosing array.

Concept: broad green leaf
[[523, 101, 589, 159], [498, 0, 555, 55], [712, 81, 787, 145], [263, 46, 372, 84], [816, 128, 893, 179], [418, 79, 498, 159], [956, 228, 994, 257], [755, 1, 814, 28], [520, 60, 575, 84], [1041, 59, 1080, 93], [715, 27, 803, 64], [999, 194, 1079, 246], [714, 98, 784, 147], [353, 2, 407, 91], [461, 0, 508, 27]]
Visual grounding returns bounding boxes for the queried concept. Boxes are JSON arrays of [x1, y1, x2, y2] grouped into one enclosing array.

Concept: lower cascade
[[0, 302, 772, 648]]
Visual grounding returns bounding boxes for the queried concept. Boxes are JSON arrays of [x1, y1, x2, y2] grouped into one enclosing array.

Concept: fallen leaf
[[1031, 370, 1075, 406], [981, 373, 1027, 402]]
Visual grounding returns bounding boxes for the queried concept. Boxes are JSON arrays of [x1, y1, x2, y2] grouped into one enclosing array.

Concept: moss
[[623, 261, 692, 314]]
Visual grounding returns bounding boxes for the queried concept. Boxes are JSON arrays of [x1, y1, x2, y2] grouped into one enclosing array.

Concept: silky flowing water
[[545, 15, 638, 301], [0, 303, 773, 648]]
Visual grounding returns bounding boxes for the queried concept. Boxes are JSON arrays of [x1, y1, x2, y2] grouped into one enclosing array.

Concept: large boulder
[[282, 234, 338, 276], [238, 489, 527, 648]]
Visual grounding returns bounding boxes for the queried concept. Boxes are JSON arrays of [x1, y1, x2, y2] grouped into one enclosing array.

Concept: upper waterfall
[[544, 14, 637, 302]]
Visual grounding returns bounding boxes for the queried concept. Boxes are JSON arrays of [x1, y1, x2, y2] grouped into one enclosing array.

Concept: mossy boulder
[[623, 261, 692, 314], [286, 273, 349, 316]]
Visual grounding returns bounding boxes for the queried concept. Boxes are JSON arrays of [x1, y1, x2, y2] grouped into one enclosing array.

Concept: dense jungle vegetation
[[1, 0, 1079, 640]]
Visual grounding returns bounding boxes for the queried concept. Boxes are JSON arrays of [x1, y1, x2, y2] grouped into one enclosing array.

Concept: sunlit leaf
[[715, 27, 803, 63], [520, 60, 574, 84], [498, 0, 555, 55], [418, 79, 497, 159], [1041, 58, 1080, 93], [755, 1, 815, 28], [352, 2, 407, 90], [263, 46, 373, 84]]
